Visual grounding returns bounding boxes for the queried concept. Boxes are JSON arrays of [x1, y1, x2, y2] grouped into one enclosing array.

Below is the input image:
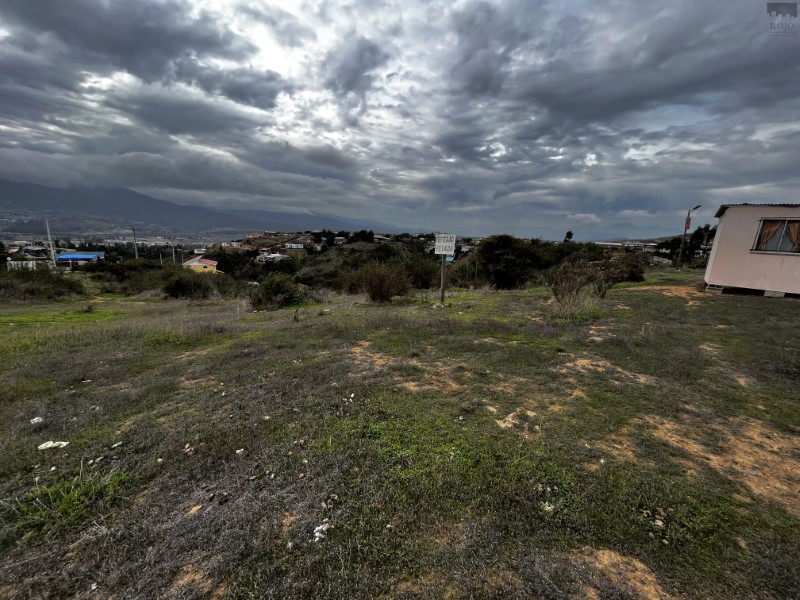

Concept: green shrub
[[615, 254, 646, 282], [352, 261, 411, 303], [402, 254, 440, 289], [449, 258, 486, 288], [0, 268, 85, 300], [211, 273, 251, 299], [84, 260, 167, 295], [476, 235, 537, 289], [163, 270, 213, 299], [250, 273, 305, 310]]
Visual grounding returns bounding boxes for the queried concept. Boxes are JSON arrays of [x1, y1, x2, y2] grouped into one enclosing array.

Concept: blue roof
[[56, 253, 103, 261]]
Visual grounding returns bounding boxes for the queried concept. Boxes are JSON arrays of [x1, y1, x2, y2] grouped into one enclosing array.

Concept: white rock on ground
[[37, 441, 69, 450]]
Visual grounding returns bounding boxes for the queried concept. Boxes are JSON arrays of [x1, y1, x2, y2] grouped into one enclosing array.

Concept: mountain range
[[0, 179, 401, 238]]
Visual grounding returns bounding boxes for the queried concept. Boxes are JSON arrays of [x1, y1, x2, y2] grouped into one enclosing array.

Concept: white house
[[705, 204, 800, 296]]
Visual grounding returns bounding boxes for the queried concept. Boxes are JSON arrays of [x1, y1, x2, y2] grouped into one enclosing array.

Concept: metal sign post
[[434, 233, 456, 303]]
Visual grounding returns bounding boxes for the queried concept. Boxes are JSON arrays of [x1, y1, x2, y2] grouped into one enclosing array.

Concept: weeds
[[0, 469, 130, 547], [775, 347, 800, 379]]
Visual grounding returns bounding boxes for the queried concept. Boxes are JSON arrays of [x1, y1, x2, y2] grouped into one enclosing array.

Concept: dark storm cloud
[[0, 0, 254, 83], [228, 139, 361, 185], [174, 59, 292, 110], [303, 145, 357, 170], [436, 0, 799, 137], [449, 0, 542, 96], [0, 30, 80, 93], [323, 36, 389, 97], [0, 0, 798, 237], [104, 87, 266, 135], [0, 0, 286, 115]]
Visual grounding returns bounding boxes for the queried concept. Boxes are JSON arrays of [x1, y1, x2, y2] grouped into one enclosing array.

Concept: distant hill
[[219, 208, 407, 234], [0, 179, 401, 237]]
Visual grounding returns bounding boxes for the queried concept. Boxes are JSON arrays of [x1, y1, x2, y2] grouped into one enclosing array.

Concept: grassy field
[[0, 271, 798, 599]]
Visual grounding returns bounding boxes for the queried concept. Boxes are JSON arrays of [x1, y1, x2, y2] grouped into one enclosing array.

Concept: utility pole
[[45, 218, 57, 269], [132, 227, 139, 259], [677, 204, 701, 270], [171, 237, 176, 264]]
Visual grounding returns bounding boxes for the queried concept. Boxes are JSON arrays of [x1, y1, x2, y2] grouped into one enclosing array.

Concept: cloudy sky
[[0, 0, 797, 239]]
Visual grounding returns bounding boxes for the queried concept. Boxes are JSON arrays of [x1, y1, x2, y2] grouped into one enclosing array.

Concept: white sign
[[435, 233, 456, 255]]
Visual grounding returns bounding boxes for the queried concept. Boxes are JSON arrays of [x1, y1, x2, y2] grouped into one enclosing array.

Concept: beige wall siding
[[705, 205, 800, 294]]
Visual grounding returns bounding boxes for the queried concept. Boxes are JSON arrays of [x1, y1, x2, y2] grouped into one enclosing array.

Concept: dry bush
[[307, 286, 336, 304], [545, 260, 594, 317], [589, 262, 621, 299], [351, 261, 411, 303]]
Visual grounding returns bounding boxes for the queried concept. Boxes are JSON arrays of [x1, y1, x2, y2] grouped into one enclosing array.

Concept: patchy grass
[[0, 468, 130, 548], [0, 272, 798, 599]]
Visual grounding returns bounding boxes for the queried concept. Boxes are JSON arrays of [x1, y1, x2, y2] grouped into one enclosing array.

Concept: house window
[[753, 219, 800, 253]]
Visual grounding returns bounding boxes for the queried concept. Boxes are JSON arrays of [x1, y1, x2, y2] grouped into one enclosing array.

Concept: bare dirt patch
[[588, 325, 615, 341], [280, 512, 298, 539], [596, 430, 642, 465], [650, 416, 800, 517], [626, 285, 708, 307], [402, 358, 462, 394], [396, 573, 457, 599], [489, 372, 529, 395], [569, 387, 588, 400], [556, 357, 657, 385], [475, 337, 508, 346], [427, 520, 466, 549], [577, 548, 675, 600], [699, 342, 721, 356], [350, 341, 462, 395], [349, 340, 393, 371], [484, 567, 526, 593], [168, 565, 212, 597], [0, 585, 20, 599], [176, 348, 213, 362], [179, 376, 215, 389], [495, 407, 539, 439]]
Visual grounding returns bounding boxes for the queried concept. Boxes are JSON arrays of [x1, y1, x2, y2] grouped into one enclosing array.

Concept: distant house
[[255, 252, 289, 263], [182, 255, 219, 273], [333, 237, 347, 245], [705, 204, 800, 296]]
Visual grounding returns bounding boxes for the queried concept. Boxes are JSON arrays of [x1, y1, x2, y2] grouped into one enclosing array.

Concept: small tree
[[476, 235, 538, 289]]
